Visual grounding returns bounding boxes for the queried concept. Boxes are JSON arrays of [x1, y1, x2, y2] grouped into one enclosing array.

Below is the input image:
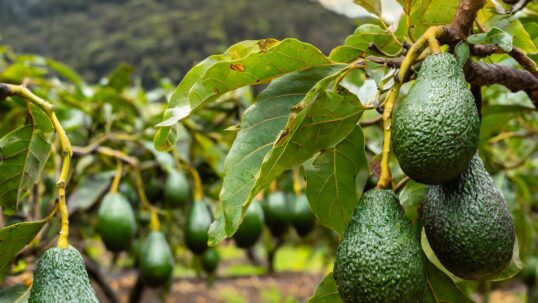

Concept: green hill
[[0, 0, 354, 85]]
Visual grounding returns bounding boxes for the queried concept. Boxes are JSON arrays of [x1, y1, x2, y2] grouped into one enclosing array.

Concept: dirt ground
[[94, 271, 324, 303]]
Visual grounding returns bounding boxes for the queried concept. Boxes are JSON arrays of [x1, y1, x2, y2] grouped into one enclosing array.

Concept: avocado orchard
[[0, 0, 538, 302]]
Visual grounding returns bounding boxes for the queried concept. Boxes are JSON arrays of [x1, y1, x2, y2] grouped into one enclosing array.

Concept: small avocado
[[139, 231, 174, 287], [262, 191, 292, 238], [97, 192, 137, 252], [201, 247, 220, 274], [164, 169, 189, 206], [424, 154, 515, 280], [334, 189, 426, 303], [392, 52, 480, 184], [185, 200, 212, 255], [29, 246, 98, 303], [233, 200, 264, 248], [291, 193, 316, 237]]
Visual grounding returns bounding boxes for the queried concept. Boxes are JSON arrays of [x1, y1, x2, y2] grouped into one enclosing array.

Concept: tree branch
[[471, 45, 538, 78]]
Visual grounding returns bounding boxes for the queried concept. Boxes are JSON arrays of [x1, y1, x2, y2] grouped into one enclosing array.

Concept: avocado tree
[[0, 0, 537, 301]]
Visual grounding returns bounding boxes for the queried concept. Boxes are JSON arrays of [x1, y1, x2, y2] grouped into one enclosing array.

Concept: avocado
[[423, 154, 515, 280], [164, 169, 189, 206], [233, 200, 264, 248], [29, 246, 98, 303], [262, 191, 292, 238], [97, 192, 137, 252], [392, 52, 480, 184], [291, 193, 316, 237], [201, 247, 220, 274], [333, 189, 426, 303], [185, 200, 212, 255], [139, 231, 174, 287]]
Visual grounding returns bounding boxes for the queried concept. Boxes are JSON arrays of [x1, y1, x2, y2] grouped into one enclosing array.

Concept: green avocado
[[291, 193, 316, 237], [97, 192, 137, 252], [164, 169, 189, 206], [201, 247, 220, 274], [185, 200, 212, 255], [29, 246, 98, 303], [424, 154, 515, 280], [233, 200, 264, 248], [262, 191, 292, 238], [139, 231, 174, 287], [334, 189, 426, 303], [392, 52, 480, 184]]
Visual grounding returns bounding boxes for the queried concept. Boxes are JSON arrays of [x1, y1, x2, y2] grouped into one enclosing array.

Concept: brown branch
[[472, 45, 538, 78], [464, 60, 538, 107], [359, 115, 383, 127], [444, 0, 487, 43]]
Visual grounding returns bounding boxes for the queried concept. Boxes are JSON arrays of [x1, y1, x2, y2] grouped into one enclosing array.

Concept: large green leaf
[[307, 272, 343, 303], [0, 110, 51, 214], [406, 0, 459, 39], [353, 0, 382, 16], [304, 126, 368, 235], [330, 24, 401, 62], [207, 65, 346, 245], [155, 38, 331, 151], [67, 171, 114, 214], [467, 27, 513, 52], [0, 209, 56, 275], [0, 285, 30, 303], [423, 262, 474, 303]]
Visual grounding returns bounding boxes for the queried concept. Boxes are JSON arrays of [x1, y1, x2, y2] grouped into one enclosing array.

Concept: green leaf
[[307, 272, 343, 303], [67, 171, 113, 213], [0, 210, 55, 275], [106, 63, 135, 91], [155, 38, 330, 150], [304, 126, 368, 235], [353, 0, 382, 16], [330, 24, 401, 62], [207, 65, 345, 245], [399, 180, 425, 223], [46, 59, 84, 86], [0, 284, 30, 303], [467, 27, 513, 52], [423, 262, 474, 303], [454, 42, 470, 66], [406, 0, 459, 38], [0, 112, 51, 214]]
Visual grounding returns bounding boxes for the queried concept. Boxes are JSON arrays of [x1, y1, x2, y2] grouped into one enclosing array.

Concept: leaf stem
[[1, 83, 73, 249], [188, 166, 204, 201], [110, 160, 123, 194]]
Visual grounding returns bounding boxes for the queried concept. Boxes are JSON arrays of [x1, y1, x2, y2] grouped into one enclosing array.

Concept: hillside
[[0, 0, 355, 85]]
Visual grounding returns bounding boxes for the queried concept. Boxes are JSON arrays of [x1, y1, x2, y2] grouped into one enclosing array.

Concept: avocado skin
[[140, 231, 174, 287], [201, 247, 220, 274], [424, 154, 515, 280], [29, 246, 98, 303], [185, 200, 212, 255], [292, 194, 316, 237], [97, 193, 137, 252], [392, 52, 480, 184], [334, 189, 426, 303], [233, 200, 264, 248], [262, 191, 292, 238], [164, 170, 189, 206]]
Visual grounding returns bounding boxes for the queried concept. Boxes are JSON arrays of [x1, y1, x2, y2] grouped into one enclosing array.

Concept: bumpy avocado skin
[[292, 194, 316, 237], [233, 200, 264, 248], [424, 154, 515, 280], [140, 231, 174, 287], [185, 200, 212, 255], [97, 193, 137, 252], [29, 246, 98, 303], [262, 191, 292, 238], [334, 189, 426, 303], [392, 53, 480, 184], [164, 170, 189, 206]]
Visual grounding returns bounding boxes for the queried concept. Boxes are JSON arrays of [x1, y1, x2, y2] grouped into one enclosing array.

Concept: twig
[[471, 45, 538, 78], [393, 176, 411, 193], [359, 115, 383, 127]]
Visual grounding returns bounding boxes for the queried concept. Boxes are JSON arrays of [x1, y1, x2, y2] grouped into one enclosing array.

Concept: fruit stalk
[[110, 160, 123, 193], [0, 83, 73, 248]]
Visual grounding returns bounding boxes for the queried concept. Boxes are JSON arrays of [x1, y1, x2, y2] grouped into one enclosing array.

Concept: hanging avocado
[[233, 200, 265, 248], [291, 193, 316, 237], [97, 192, 137, 252], [164, 169, 189, 206], [139, 231, 174, 287], [262, 191, 292, 238], [184, 200, 213, 255], [29, 246, 99, 303], [201, 247, 220, 274]]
